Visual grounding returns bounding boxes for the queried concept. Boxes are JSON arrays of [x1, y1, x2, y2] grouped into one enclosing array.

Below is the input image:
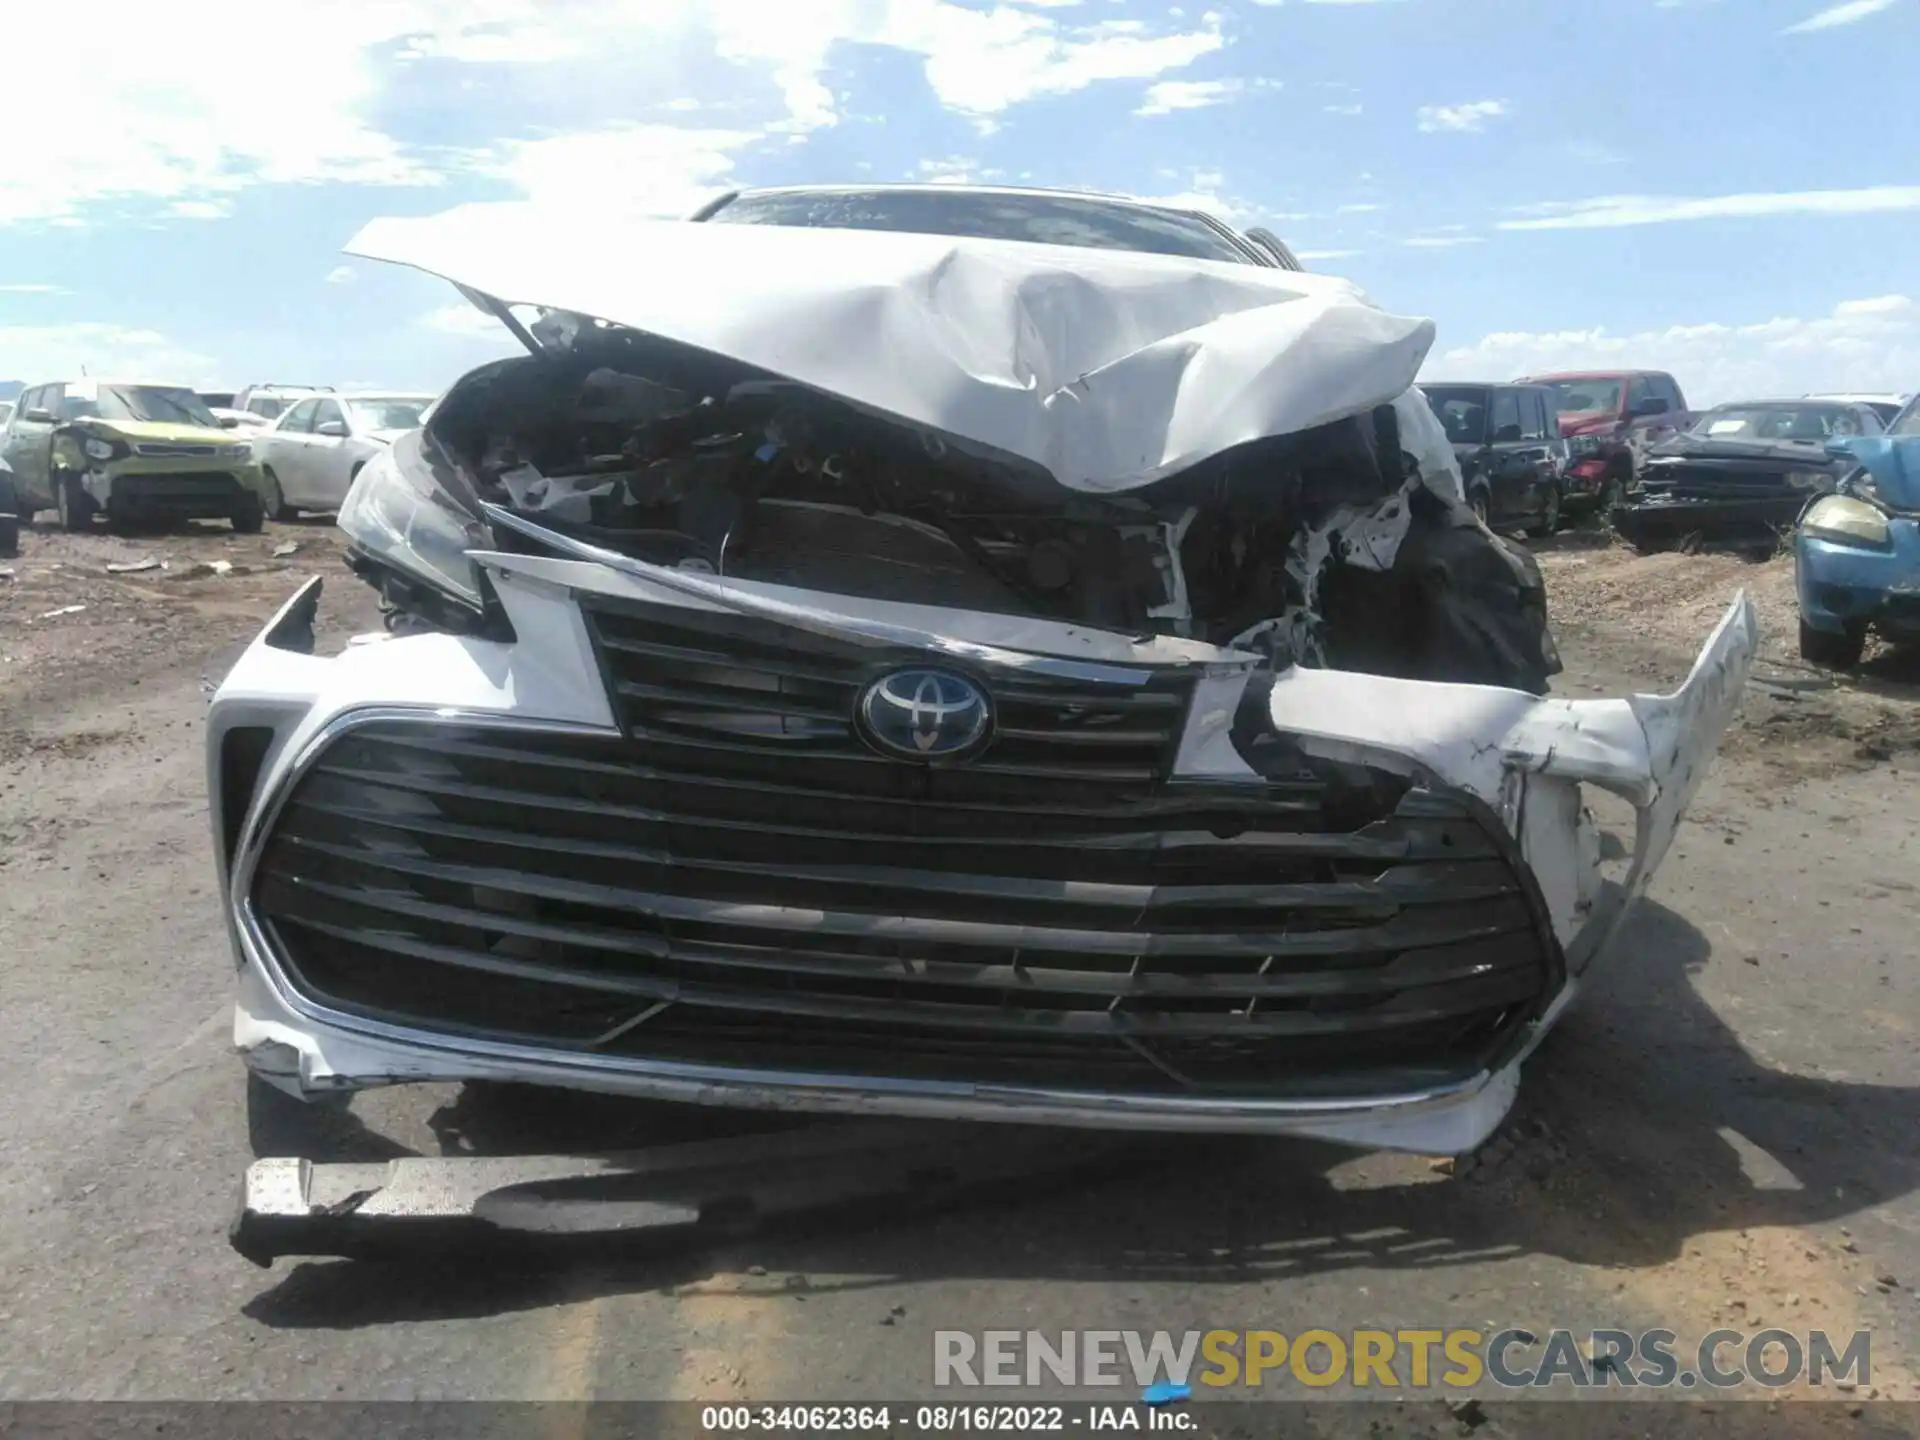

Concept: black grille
[[111, 473, 244, 511], [249, 601, 1559, 1100]]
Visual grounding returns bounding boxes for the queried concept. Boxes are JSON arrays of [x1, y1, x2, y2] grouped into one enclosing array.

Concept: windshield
[[0, 402, 13, 427], [1688, 403, 1870, 443], [346, 398, 429, 432], [1540, 378, 1624, 415], [1422, 386, 1491, 445], [70, 385, 220, 428], [703, 189, 1257, 264]]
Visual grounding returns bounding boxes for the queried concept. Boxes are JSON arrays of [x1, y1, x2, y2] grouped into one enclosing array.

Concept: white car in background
[[1806, 393, 1911, 427], [252, 391, 435, 518]]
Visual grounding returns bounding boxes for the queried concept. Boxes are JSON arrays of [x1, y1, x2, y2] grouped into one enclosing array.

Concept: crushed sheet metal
[[475, 520, 1253, 675], [345, 208, 1439, 493]]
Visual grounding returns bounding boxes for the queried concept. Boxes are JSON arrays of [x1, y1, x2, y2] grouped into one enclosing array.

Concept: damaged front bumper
[[1612, 490, 1810, 548], [211, 566, 1757, 1155]]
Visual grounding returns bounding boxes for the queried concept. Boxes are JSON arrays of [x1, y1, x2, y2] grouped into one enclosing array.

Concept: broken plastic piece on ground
[[228, 1121, 1138, 1266], [106, 557, 163, 574], [38, 604, 86, 619], [272, 541, 300, 557]]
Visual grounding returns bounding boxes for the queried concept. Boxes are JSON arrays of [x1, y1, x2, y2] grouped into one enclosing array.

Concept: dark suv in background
[[1422, 381, 1566, 535]]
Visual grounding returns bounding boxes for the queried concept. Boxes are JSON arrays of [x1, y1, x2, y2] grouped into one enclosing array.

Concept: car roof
[[1711, 397, 1849, 407], [1520, 370, 1668, 381], [1424, 380, 1542, 389], [727, 181, 1203, 212]]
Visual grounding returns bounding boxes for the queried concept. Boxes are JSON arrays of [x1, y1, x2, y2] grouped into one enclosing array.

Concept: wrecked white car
[[207, 186, 1757, 1154]]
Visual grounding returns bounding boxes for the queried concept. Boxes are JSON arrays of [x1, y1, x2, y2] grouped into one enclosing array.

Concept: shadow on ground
[[241, 897, 1918, 1331]]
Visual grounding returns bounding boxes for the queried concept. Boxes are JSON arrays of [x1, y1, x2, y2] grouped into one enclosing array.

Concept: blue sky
[[1, 0, 1916, 406]]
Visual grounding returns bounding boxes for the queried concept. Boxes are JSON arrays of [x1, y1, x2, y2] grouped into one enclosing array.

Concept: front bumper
[[86, 457, 264, 517], [209, 562, 1757, 1154], [1612, 490, 1808, 547], [1561, 458, 1612, 506], [1795, 517, 1920, 638]]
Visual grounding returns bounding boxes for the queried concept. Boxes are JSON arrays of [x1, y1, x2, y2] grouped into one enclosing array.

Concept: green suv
[[3, 379, 270, 533]]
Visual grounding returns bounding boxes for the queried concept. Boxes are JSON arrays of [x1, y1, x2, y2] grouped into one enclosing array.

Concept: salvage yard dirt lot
[[2, 514, 1918, 1432]]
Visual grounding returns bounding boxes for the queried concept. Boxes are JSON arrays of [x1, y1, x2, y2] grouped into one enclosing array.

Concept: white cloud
[[0, 284, 65, 294], [1324, 103, 1364, 116], [1134, 78, 1243, 116], [0, 0, 1232, 230], [1426, 295, 1920, 408], [407, 1, 1228, 123], [325, 266, 358, 285], [915, 157, 1006, 185], [911, 9, 1227, 115], [1835, 294, 1911, 316], [1502, 184, 1920, 230], [0, 2, 444, 227], [1782, 0, 1899, 32], [480, 124, 765, 218], [1296, 249, 1360, 261], [1416, 99, 1509, 133], [1402, 234, 1484, 247], [0, 322, 217, 386]]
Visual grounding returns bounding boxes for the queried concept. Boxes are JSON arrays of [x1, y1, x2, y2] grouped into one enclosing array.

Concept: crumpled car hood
[[345, 209, 1438, 495], [1832, 435, 1920, 509]]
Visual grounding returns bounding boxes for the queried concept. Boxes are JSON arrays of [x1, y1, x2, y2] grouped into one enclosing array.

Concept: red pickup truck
[[1518, 370, 1693, 515]]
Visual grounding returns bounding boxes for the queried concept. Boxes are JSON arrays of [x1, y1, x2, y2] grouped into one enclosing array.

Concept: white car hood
[[345, 210, 1437, 495]]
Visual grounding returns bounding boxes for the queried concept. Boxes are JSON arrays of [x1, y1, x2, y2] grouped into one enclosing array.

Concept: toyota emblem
[[858, 668, 992, 760]]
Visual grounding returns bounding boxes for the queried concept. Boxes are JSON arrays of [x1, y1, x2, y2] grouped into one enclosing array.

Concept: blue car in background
[[1794, 395, 1920, 668]]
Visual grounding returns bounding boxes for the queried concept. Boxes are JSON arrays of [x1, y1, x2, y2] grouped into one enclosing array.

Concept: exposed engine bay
[[360, 325, 1561, 694]]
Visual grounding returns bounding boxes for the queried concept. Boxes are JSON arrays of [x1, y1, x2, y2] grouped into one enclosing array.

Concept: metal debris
[[38, 605, 86, 620], [175, 560, 236, 580], [273, 541, 300, 558], [106, 558, 164, 574]]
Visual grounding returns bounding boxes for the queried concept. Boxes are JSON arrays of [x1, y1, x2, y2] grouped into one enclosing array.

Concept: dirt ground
[[2, 510, 1918, 1425]]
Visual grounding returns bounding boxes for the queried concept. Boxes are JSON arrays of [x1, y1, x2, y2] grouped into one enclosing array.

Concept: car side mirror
[[1631, 397, 1670, 418], [24, 407, 53, 423], [315, 420, 348, 438], [216, 415, 241, 429]]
